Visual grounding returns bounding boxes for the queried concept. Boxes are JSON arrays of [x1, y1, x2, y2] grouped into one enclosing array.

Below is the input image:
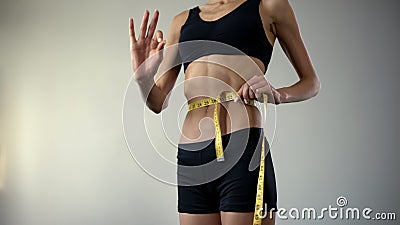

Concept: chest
[[179, 12, 260, 45]]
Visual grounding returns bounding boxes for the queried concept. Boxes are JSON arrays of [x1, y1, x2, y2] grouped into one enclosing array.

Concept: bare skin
[[129, 0, 320, 224]]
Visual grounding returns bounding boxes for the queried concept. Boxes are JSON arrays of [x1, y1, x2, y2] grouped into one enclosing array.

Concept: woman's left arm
[[238, 0, 321, 104], [266, 0, 320, 103]]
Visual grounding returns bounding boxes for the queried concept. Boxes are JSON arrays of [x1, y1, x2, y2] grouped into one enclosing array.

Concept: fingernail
[[244, 99, 248, 104], [234, 96, 239, 102], [157, 37, 162, 42]]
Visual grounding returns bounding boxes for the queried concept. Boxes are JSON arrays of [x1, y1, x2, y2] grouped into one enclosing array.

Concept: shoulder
[[171, 9, 190, 28], [166, 9, 190, 41], [260, 0, 291, 21]]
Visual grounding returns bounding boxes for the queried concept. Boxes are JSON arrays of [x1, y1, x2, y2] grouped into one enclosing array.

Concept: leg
[[177, 144, 222, 225], [179, 213, 222, 225], [220, 212, 275, 225], [218, 130, 277, 225]]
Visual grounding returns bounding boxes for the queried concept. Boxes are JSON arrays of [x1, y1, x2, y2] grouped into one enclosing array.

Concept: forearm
[[135, 76, 168, 114], [277, 76, 320, 104]]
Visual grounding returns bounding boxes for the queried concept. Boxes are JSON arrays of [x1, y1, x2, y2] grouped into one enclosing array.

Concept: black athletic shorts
[[177, 127, 277, 213]]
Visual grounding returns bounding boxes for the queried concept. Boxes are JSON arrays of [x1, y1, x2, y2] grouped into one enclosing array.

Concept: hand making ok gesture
[[129, 10, 166, 81]]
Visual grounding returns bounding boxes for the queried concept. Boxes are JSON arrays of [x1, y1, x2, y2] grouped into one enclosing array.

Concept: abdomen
[[180, 54, 264, 144]]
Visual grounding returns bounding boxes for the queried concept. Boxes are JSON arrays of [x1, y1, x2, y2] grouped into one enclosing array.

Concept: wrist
[[277, 88, 288, 104], [133, 65, 157, 83], [135, 74, 155, 87]]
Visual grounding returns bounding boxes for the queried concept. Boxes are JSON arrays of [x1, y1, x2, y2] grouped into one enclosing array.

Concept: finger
[[247, 76, 265, 94], [257, 86, 272, 96], [129, 17, 137, 44], [236, 85, 243, 101], [249, 76, 269, 90], [255, 86, 271, 102], [271, 88, 281, 104], [249, 82, 265, 93], [139, 10, 150, 39], [147, 9, 159, 39], [273, 90, 281, 105], [155, 30, 164, 43], [249, 87, 256, 100], [242, 83, 250, 104], [246, 75, 263, 86], [269, 93, 275, 104], [266, 88, 275, 103], [152, 30, 164, 49], [156, 40, 166, 51], [255, 92, 263, 102]]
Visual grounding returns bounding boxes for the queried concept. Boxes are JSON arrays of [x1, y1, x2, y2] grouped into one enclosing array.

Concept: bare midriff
[[179, 54, 266, 144]]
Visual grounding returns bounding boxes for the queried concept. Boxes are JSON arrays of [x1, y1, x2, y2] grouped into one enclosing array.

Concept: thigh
[[179, 213, 221, 225], [219, 133, 277, 213], [220, 212, 275, 225]]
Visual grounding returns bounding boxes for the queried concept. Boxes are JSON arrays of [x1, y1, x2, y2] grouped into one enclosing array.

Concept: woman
[[129, 0, 320, 224]]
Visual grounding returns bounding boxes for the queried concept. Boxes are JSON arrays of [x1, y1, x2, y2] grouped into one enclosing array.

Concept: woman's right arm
[[129, 10, 188, 113]]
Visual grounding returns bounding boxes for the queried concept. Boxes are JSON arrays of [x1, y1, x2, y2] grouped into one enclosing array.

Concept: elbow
[[148, 104, 163, 114], [311, 76, 321, 97], [150, 107, 162, 114], [147, 100, 169, 114]]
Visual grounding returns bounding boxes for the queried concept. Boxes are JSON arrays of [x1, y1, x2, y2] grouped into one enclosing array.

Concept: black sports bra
[[178, 0, 273, 73]]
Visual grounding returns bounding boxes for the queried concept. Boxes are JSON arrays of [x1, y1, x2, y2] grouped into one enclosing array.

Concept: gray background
[[0, 0, 399, 224]]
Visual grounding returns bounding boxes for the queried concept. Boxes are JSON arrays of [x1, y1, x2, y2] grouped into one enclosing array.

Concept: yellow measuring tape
[[188, 91, 254, 161], [253, 94, 268, 225], [188, 91, 268, 224]]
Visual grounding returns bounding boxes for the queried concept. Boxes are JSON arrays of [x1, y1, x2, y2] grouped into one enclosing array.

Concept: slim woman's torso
[[179, 55, 266, 144], [178, 0, 275, 144]]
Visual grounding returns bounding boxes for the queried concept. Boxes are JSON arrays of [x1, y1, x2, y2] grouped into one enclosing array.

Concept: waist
[[187, 91, 254, 111], [179, 91, 262, 144]]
